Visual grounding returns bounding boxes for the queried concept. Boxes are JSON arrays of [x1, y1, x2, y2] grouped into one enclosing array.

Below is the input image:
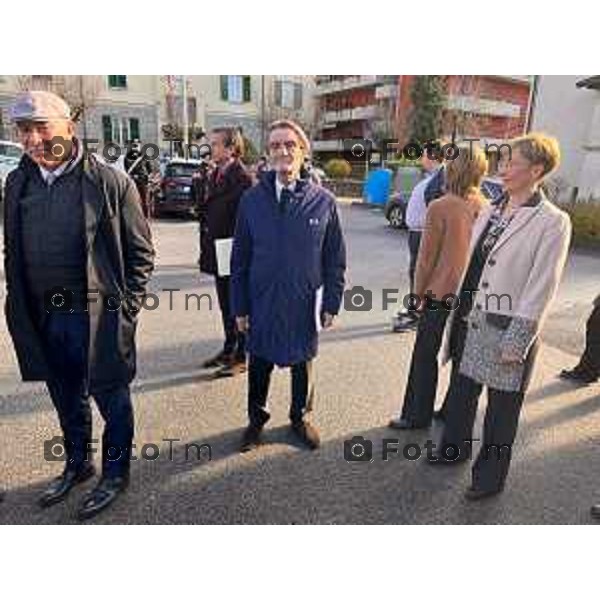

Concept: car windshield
[[166, 163, 198, 178], [0, 144, 23, 160]]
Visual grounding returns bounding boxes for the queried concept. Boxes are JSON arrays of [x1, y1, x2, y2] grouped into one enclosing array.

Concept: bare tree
[[16, 75, 102, 139]]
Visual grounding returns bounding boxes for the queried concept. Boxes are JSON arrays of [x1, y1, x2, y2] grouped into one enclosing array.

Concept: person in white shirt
[[392, 143, 445, 331]]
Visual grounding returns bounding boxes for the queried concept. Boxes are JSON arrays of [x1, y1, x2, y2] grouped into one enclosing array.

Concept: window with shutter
[[220, 75, 228, 101], [274, 80, 283, 107], [129, 118, 140, 141], [293, 83, 303, 110], [102, 115, 112, 143], [108, 75, 127, 89], [243, 76, 251, 102]]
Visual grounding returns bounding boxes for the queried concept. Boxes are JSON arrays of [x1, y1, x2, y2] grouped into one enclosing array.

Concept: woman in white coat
[[430, 134, 572, 500]]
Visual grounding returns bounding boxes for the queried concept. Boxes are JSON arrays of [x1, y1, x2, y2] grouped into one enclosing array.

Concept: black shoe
[[559, 368, 597, 385], [590, 503, 600, 519], [0, 491, 4, 503], [39, 464, 96, 508], [464, 486, 502, 501], [391, 312, 419, 333], [291, 420, 320, 450], [239, 425, 264, 453], [202, 350, 232, 369], [212, 356, 247, 379], [77, 475, 129, 521], [433, 409, 446, 422], [388, 417, 429, 430]]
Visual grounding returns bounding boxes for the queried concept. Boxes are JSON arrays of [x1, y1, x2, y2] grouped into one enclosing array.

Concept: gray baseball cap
[[10, 90, 71, 123]]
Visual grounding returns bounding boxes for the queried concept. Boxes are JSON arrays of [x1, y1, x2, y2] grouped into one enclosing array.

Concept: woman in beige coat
[[389, 146, 489, 430], [430, 134, 572, 500]]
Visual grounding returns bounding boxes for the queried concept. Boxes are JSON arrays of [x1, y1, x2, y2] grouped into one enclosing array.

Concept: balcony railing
[[446, 95, 522, 118], [319, 104, 381, 124], [312, 139, 344, 151], [314, 75, 382, 95], [375, 84, 398, 99]]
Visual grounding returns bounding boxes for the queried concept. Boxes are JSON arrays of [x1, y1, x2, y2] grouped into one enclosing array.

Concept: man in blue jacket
[[231, 120, 347, 452]]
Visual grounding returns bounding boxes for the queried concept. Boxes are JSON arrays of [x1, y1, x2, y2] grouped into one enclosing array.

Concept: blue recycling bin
[[363, 168, 392, 205]]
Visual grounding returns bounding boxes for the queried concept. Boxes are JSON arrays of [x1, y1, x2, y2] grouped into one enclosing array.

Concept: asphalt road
[[0, 204, 599, 524]]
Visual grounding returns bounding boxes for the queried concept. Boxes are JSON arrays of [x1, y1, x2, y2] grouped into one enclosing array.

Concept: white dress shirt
[[405, 172, 435, 232], [275, 177, 297, 202]]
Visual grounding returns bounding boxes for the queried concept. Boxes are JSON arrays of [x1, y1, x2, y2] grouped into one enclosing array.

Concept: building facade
[[532, 75, 600, 202], [312, 75, 398, 155], [0, 75, 316, 159], [311, 75, 532, 166]]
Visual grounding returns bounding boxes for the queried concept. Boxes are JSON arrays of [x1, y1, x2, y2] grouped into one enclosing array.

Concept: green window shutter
[[102, 115, 112, 143], [108, 75, 127, 88], [243, 76, 251, 102], [220, 75, 228, 101], [129, 117, 140, 141], [293, 83, 303, 110], [274, 80, 283, 107]]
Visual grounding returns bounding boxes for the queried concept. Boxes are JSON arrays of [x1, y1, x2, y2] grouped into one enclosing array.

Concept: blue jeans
[[43, 312, 134, 478]]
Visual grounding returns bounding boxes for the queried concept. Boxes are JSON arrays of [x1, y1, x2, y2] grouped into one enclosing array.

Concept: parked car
[[154, 158, 202, 218], [0, 141, 23, 199], [384, 173, 504, 229]]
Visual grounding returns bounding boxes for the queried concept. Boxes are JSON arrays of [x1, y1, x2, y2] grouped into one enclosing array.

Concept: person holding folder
[[199, 127, 252, 378], [231, 120, 347, 452]]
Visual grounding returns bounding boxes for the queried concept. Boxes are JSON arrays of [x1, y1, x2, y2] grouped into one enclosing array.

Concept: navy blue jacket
[[231, 172, 346, 366], [424, 165, 446, 206]]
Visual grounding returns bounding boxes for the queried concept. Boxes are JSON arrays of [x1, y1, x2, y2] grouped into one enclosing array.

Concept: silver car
[[0, 140, 23, 196]]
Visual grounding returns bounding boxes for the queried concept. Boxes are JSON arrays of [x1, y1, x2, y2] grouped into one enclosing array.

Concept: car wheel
[[388, 205, 405, 229]]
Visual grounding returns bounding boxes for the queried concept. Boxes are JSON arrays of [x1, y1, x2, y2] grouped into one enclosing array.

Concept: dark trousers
[[215, 275, 246, 358], [43, 312, 133, 479], [577, 303, 600, 377], [247, 354, 314, 427], [407, 230, 422, 294], [400, 301, 450, 426], [440, 321, 538, 492]]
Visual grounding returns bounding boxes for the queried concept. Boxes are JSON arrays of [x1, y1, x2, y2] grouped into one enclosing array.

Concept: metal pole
[[182, 75, 189, 157], [79, 75, 88, 141], [524, 75, 539, 134]]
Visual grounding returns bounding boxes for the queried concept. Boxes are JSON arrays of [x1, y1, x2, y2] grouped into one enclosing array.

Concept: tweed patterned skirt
[[458, 309, 539, 393]]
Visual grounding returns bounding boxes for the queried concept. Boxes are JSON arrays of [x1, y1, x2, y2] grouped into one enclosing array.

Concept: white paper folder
[[215, 238, 234, 277]]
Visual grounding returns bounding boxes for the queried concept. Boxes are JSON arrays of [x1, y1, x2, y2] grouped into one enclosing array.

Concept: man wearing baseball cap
[[3, 91, 155, 520]]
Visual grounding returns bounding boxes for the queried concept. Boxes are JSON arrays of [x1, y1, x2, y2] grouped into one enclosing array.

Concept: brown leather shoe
[[202, 350, 232, 369], [213, 356, 247, 378]]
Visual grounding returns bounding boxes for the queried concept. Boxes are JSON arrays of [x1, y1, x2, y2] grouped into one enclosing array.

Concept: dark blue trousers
[[247, 354, 314, 427], [43, 312, 133, 478]]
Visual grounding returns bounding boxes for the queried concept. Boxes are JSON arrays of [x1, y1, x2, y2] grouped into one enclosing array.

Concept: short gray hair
[[268, 119, 310, 152]]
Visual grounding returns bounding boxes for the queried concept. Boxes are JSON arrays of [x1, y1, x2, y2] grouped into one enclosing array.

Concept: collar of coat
[[475, 188, 550, 255], [261, 169, 310, 201]]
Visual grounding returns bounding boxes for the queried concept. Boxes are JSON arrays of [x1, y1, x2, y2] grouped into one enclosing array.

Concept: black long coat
[[3, 151, 155, 393], [197, 160, 252, 276]]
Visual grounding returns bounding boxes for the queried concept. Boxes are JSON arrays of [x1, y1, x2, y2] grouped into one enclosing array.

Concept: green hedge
[[325, 158, 352, 180], [562, 202, 600, 248]]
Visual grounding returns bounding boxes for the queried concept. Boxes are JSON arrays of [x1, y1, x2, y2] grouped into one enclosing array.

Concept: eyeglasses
[[269, 140, 299, 153]]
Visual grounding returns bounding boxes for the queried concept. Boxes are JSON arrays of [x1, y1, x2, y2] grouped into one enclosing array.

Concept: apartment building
[[311, 75, 532, 163]]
